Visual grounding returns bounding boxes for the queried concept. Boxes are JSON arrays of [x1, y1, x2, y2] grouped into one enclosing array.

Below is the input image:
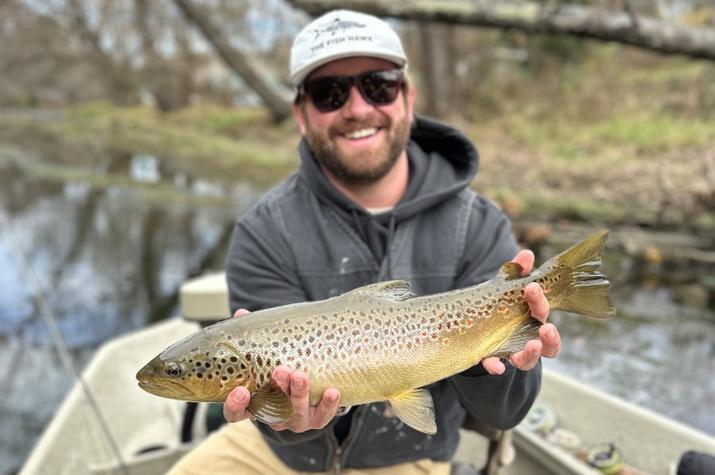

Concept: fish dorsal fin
[[497, 261, 525, 280], [345, 280, 415, 301], [387, 388, 437, 435], [247, 381, 293, 425]]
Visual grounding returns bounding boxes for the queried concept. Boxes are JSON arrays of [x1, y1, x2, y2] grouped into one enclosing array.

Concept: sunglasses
[[300, 69, 405, 113]]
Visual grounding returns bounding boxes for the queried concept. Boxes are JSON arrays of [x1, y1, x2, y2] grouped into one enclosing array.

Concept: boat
[[19, 273, 715, 475]]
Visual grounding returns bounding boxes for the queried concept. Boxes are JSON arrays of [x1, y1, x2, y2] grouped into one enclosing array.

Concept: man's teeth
[[344, 128, 378, 139]]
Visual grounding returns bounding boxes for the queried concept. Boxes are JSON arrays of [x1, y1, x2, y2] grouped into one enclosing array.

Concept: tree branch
[[173, 0, 292, 122], [286, 0, 715, 62]]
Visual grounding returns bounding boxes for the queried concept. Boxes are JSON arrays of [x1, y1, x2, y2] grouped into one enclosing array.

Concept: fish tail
[[543, 230, 616, 319]]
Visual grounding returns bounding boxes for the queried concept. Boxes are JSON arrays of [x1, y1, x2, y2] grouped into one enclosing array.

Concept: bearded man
[[168, 9, 559, 475]]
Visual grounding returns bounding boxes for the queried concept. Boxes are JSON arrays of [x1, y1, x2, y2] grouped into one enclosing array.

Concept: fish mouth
[[137, 379, 193, 400]]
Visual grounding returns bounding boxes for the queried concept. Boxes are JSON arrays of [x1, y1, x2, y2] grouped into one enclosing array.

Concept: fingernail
[[547, 325, 556, 339], [294, 378, 304, 389]]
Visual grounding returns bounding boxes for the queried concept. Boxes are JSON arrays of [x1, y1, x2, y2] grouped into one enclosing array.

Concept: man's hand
[[222, 309, 342, 432], [481, 249, 562, 375]]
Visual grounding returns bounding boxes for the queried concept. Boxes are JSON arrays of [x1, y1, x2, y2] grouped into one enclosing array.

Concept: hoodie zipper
[[330, 405, 368, 474]]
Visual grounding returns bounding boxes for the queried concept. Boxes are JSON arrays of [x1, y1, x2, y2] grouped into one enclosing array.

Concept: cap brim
[[291, 51, 407, 86]]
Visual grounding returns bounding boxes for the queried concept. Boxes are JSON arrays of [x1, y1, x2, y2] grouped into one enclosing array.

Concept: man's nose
[[340, 84, 373, 118]]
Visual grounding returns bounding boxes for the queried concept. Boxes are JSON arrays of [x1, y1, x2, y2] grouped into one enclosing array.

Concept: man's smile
[[343, 127, 379, 140]]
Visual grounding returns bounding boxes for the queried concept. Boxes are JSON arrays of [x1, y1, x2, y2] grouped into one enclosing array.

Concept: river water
[[0, 142, 713, 475]]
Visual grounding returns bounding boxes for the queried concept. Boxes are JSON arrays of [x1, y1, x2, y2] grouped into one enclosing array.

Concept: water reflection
[[0, 143, 714, 475], [546, 254, 715, 434], [0, 144, 257, 475]]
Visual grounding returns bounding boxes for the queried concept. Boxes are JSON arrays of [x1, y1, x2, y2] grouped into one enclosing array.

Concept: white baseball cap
[[290, 10, 407, 86]]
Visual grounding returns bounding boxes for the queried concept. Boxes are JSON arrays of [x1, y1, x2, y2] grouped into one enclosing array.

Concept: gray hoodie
[[226, 115, 541, 471]]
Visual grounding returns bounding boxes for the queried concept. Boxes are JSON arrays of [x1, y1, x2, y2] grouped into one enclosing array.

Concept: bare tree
[[173, 0, 293, 122], [286, 0, 715, 62]]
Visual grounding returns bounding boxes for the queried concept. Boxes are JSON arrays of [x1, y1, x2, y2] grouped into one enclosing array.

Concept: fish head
[[136, 328, 249, 402]]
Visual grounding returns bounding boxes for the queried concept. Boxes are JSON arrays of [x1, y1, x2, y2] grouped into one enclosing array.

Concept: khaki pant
[[167, 420, 451, 475]]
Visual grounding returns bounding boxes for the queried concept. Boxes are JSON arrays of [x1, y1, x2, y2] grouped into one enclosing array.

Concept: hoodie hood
[[298, 115, 479, 221], [297, 115, 479, 268]]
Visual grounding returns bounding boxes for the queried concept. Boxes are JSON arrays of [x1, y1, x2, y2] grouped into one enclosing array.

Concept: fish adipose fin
[[548, 230, 616, 319], [387, 388, 437, 435], [345, 280, 416, 301], [247, 381, 293, 425]]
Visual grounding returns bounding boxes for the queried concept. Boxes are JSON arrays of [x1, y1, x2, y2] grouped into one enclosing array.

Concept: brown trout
[[137, 230, 615, 434]]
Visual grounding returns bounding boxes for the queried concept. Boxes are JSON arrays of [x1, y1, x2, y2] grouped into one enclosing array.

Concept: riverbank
[[2, 100, 713, 237]]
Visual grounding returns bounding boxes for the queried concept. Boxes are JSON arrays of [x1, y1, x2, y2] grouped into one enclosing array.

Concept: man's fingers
[[540, 323, 561, 358], [524, 282, 550, 322], [223, 386, 251, 422], [512, 249, 535, 274], [482, 357, 506, 375], [272, 366, 293, 393], [312, 388, 341, 426], [510, 340, 542, 370], [290, 371, 310, 399], [288, 371, 311, 416], [233, 308, 250, 318]]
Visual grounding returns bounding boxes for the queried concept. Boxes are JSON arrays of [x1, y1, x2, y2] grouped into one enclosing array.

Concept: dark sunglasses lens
[[359, 70, 403, 105], [304, 76, 351, 112]]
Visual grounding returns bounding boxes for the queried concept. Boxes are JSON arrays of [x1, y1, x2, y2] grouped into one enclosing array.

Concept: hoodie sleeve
[[448, 195, 542, 430], [225, 208, 335, 445]]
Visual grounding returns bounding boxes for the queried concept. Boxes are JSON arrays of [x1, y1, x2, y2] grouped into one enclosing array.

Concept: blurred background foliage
[[1, 0, 714, 234]]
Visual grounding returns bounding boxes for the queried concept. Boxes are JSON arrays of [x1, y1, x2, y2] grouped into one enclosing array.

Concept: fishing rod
[[0, 214, 132, 475]]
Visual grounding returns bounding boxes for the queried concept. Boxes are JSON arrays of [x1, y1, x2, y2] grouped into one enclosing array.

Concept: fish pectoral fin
[[488, 319, 542, 359], [247, 382, 293, 425], [387, 388, 437, 435], [497, 261, 525, 280]]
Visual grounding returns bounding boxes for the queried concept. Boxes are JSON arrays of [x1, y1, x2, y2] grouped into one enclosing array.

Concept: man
[[169, 9, 559, 475]]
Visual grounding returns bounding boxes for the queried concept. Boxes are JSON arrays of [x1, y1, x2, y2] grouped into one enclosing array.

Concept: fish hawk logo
[[313, 17, 366, 39]]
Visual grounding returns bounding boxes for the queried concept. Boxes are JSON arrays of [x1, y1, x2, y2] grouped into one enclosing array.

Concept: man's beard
[[304, 113, 412, 186]]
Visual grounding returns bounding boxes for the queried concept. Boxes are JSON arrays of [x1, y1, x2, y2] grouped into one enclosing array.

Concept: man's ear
[[406, 83, 417, 124], [293, 102, 307, 135]]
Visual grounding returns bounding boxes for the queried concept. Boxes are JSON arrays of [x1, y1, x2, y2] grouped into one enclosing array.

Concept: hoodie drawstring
[[385, 214, 396, 280]]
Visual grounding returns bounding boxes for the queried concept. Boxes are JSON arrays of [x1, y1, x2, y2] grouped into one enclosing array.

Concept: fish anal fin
[[488, 319, 542, 359], [247, 381, 293, 425], [498, 261, 525, 280], [345, 280, 415, 301], [387, 388, 437, 435]]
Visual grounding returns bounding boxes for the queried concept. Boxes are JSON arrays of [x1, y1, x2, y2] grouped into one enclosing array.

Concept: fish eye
[[165, 362, 183, 378]]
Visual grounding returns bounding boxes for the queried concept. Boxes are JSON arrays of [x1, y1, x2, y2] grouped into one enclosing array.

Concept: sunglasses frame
[[298, 69, 405, 113]]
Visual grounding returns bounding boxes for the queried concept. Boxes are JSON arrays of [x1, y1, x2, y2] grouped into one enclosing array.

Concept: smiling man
[[168, 9, 559, 475]]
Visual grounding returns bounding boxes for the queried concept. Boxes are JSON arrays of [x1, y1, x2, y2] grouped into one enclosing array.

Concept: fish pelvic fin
[[544, 230, 616, 319], [387, 388, 437, 435], [246, 381, 293, 425]]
